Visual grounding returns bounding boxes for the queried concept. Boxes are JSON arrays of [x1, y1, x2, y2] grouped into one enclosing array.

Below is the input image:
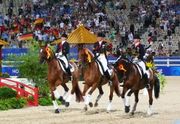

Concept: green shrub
[[0, 87, 17, 99], [38, 96, 61, 106], [157, 73, 167, 91], [1, 73, 10, 78], [38, 97, 52, 106], [0, 97, 27, 110]]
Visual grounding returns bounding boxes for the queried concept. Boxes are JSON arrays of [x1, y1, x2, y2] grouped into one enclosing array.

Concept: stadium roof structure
[[0, 39, 9, 45], [67, 24, 97, 44]]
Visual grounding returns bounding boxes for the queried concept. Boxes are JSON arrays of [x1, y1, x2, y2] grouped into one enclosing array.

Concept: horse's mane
[[44, 46, 55, 59], [84, 48, 94, 58]]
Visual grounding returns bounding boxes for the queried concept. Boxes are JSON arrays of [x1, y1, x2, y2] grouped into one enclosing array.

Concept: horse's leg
[[124, 89, 133, 113], [68, 75, 83, 105], [85, 83, 98, 108], [51, 85, 60, 113], [107, 85, 114, 112], [147, 88, 153, 115], [82, 84, 91, 111], [130, 90, 139, 115], [94, 85, 104, 107], [121, 86, 128, 112], [59, 83, 69, 105]]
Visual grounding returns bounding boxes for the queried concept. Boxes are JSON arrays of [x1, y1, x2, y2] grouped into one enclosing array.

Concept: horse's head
[[78, 48, 94, 65], [39, 46, 54, 64], [115, 57, 131, 73]]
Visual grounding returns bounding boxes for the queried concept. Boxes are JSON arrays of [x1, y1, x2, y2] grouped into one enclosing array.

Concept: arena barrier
[[0, 78, 38, 106], [109, 56, 180, 76], [2, 48, 180, 76]]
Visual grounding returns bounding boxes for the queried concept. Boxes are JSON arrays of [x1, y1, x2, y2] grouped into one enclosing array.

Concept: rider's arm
[[62, 42, 70, 56]]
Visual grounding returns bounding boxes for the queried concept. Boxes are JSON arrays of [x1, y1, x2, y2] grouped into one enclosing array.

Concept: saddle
[[96, 60, 114, 78], [96, 60, 105, 76], [57, 58, 74, 74], [134, 63, 144, 79]]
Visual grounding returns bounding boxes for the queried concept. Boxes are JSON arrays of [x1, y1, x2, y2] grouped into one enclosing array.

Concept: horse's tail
[[112, 73, 121, 97], [154, 74, 160, 99], [73, 78, 84, 102], [71, 62, 84, 102]]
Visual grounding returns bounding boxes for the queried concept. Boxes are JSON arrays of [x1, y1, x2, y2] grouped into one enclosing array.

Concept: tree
[[14, 41, 49, 97]]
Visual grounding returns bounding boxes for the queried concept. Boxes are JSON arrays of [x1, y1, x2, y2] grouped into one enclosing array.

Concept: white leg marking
[[63, 91, 68, 100], [147, 105, 152, 115], [143, 88, 148, 96], [125, 89, 131, 106], [53, 89, 60, 99], [96, 94, 102, 102], [125, 96, 130, 106], [122, 98, 126, 106], [107, 100, 112, 112], [52, 100, 59, 109], [66, 94, 73, 103], [85, 94, 91, 105]]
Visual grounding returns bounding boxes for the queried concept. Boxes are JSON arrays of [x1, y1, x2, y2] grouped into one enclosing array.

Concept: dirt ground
[[0, 76, 180, 124]]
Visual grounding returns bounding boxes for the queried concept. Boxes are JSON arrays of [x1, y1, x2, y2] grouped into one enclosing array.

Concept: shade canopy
[[0, 39, 9, 45], [50, 39, 61, 45], [67, 25, 97, 44]]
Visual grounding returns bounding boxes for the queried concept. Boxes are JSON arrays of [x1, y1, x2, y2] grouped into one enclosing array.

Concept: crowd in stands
[[0, 0, 179, 56]]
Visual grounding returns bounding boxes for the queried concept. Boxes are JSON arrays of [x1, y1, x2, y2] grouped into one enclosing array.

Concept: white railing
[[109, 58, 180, 67], [154, 59, 180, 67]]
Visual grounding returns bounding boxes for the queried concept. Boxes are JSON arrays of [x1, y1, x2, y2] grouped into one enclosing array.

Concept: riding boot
[[105, 70, 112, 86], [144, 74, 150, 89], [66, 67, 72, 80]]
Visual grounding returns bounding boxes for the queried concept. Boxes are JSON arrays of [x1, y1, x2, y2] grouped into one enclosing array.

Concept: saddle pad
[[134, 64, 143, 78], [96, 61, 104, 76], [57, 59, 66, 73], [69, 63, 75, 72]]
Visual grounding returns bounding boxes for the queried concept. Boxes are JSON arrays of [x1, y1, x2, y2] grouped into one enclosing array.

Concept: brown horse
[[114, 57, 160, 115], [39, 45, 83, 113], [78, 48, 121, 112]]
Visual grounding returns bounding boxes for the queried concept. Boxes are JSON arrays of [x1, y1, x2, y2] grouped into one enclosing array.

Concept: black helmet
[[97, 32, 105, 38], [61, 33, 68, 38]]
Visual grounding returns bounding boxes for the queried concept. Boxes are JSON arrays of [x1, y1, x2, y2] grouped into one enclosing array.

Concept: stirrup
[[146, 84, 151, 89], [108, 80, 112, 86]]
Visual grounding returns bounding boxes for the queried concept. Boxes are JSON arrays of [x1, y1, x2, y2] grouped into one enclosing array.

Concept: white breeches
[[137, 61, 150, 78], [97, 54, 108, 72], [56, 53, 68, 68]]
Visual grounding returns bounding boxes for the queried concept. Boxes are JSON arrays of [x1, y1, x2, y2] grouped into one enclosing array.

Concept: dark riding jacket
[[93, 40, 107, 57], [134, 44, 146, 61], [56, 41, 70, 58]]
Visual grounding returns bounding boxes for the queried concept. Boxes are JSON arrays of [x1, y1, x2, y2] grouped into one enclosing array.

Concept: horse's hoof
[[84, 106, 88, 111], [147, 110, 152, 116], [89, 102, 93, 107], [130, 112, 134, 116], [65, 102, 70, 107], [106, 110, 111, 113], [125, 106, 130, 113], [62, 100, 66, 105], [55, 109, 60, 113], [59, 96, 63, 101], [94, 102, 98, 107], [59, 97, 66, 105]]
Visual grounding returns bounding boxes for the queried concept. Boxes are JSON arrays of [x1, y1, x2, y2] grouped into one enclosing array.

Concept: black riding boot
[[105, 70, 112, 85], [66, 67, 72, 80], [144, 74, 150, 89]]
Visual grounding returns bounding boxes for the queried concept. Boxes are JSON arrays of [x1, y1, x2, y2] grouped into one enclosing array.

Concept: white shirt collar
[[61, 40, 66, 44], [99, 40, 103, 45]]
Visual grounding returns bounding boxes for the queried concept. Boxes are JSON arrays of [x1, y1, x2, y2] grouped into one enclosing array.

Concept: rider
[[132, 34, 150, 89], [56, 33, 71, 78], [93, 32, 113, 81]]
